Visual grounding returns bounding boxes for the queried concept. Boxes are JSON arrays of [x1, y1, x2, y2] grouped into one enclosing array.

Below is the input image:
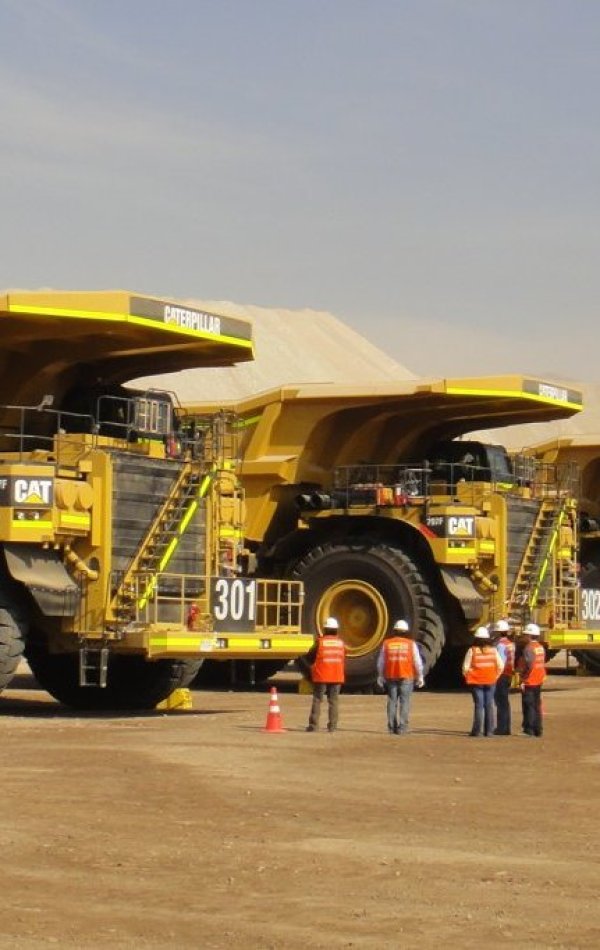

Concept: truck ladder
[[111, 461, 212, 624], [506, 498, 572, 622], [79, 643, 109, 687], [209, 467, 246, 578], [551, 513, 580, 628]]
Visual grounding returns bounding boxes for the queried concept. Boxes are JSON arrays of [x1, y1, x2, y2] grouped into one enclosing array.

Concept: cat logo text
[[13, 479, 53, 506]]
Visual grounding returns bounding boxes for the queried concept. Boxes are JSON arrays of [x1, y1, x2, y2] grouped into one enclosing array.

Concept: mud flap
[[3, 543, 80, 616], [440, 567, 484, 622]]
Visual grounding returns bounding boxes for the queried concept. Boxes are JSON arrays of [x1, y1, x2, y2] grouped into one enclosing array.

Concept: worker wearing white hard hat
[[305, 616, 346, 733], [516, 623, 546, 737], [462, 627, 503, 737], [492, 619, 515, 735], [376, 619, 424, 735]]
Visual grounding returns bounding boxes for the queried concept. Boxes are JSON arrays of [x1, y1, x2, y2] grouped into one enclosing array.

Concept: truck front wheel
[[292, 543, 444, 688], [0, 606, 27, 693], [25, 639, 202, 710]]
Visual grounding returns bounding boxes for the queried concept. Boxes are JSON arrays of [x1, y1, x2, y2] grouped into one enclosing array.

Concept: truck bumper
[[545, 628, 600, 650], [145, 627, 314, 660]]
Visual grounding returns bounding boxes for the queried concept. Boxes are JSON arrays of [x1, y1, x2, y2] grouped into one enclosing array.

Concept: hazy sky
[[1, 0, 599, 383]]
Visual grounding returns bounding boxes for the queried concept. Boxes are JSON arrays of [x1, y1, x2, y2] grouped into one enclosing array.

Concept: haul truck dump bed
[[0, 291, 309, 709], [187, 375, 598, 686]]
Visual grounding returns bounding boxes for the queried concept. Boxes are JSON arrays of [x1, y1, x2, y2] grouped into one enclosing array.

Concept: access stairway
[[110, 460, 211, 628], [506, 497, 574, 624]]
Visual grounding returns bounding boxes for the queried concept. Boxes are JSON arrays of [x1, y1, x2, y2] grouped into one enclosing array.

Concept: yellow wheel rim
[[317, 580, 389, 657]]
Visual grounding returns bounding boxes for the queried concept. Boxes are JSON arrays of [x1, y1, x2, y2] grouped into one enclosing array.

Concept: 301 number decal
[[581, 588, 600, 623], [211, 577, 257, 630]]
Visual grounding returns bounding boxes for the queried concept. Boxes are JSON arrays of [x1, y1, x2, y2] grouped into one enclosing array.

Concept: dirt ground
[[1, 661, 599, 950]]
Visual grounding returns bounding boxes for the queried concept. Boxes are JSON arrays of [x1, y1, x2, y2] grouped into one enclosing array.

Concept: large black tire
[[25, 640, 202, 710], [0, 606, 27, 693], [292, 543, 445, 688], [0, 578, 28, 693]]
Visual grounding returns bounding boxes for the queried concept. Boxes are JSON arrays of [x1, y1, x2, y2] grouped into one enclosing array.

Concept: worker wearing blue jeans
[[462, 627, 504, 737], [377, 620, 424, 734]]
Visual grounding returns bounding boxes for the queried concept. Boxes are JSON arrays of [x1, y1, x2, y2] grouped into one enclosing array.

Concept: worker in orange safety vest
[[462, 626, 503, 737], [492, 618, 516, 735], [305, 617, 346, 733], [516, 622, 546, 737], [377, 619, 424, 734]]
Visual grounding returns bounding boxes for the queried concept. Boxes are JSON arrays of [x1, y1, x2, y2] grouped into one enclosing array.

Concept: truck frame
[[186, 376, 600, 686], [0, 290, 310, 708]]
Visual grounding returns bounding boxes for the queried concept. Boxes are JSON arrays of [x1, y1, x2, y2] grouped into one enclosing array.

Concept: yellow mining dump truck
[[522, 435, 600, 674], [0, 290, 309, 709], [187, 376, 600, 686]]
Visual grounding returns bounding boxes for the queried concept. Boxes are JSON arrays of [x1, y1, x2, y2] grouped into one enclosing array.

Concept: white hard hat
[[474, 626, 490, 640], [323, 617, 339, 631], [393, 619, 410, 632], [494, 619, 511, 633], [523, 622, 541, 637]]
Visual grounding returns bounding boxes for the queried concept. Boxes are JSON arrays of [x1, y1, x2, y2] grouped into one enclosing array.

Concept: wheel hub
[[317, 580, 388, 657]]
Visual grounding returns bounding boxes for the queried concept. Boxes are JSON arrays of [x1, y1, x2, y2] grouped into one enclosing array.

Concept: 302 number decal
[[212, 577, 257, 629], [581, 588, 600, 622]]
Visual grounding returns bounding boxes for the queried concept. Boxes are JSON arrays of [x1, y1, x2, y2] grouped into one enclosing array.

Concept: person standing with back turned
[[493, 619, 515, 735], [516, 622, 546, 737], [377, 619, 424, 734], [305, 617, 346, 733], [462, 626, 503, 737]]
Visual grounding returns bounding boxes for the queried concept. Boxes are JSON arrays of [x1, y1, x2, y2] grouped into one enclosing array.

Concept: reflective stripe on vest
[[383, 637, 416, 680], [499, 636, 515, 676], [312, 636, 346, 684], [520, 642, 546, 686], [465, 647, 499, 686]]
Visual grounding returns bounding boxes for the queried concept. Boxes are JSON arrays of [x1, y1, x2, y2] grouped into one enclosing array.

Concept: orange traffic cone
[[263, 686, 286, 733]]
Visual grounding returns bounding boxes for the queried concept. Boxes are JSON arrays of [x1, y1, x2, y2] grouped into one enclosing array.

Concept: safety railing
[[112, 572, 304, 634], [511, 455, 580, 500], [305, 458, 581, 513], [175, 409, 241, 466], [0, 398, 239, 469], [253, 578, 304, 632], [0, 403, 96, 462], [322, 462, 488, 510]]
